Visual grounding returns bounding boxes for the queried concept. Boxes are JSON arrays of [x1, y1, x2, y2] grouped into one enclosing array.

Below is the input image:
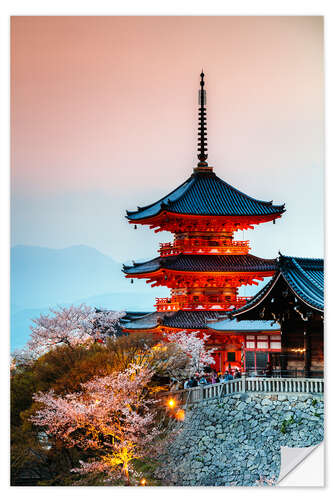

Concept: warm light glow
[[175, 409, 185, 421], [152, 343, 167, 352], [290, 348, 306, 353], [167, 398, 176, 409], [140, 478, 146, 486]]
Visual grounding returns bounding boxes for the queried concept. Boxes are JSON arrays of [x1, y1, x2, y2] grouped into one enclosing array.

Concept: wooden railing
[[155, 296, 251, 312], [244, 377, 324, 394], [164, 377, 324, 406], [159, 240, 250, 257]]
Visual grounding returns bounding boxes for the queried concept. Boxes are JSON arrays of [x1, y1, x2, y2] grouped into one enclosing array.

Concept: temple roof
[[121, 310, 279, 332], [279, 255, 323, 310], [163, 310, 222, 329], [121, 311, 168, 330], [123, 253, 277, 275], [208, 318, 280, 332], [121, 311, 152, 323], [232, 255, 324, 315], [121, 310, 223, 330], [126, 171, 285, 221]]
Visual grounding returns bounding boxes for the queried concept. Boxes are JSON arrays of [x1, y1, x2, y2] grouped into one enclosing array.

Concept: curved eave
[[279, 256, 324, 312], [126, 210, 285, 225], [126, 172, 286, 222], [124, 269, 276, 281], [232, 269, 323, 317], [231, 273, 281, 317], [126, 176, 194, 220], [280, 273, 323, 313], [123, 254, 277, 276], [120, 311, 169, 331]]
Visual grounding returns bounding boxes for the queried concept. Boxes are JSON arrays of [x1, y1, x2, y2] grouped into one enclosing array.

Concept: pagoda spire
[[197, 70, 208, 168]]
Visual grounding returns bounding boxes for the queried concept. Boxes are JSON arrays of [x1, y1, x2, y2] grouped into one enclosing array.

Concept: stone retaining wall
[[157, 392, 324, 486]]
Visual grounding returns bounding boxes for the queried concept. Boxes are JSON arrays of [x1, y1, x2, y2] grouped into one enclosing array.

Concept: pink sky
[[11, 16, 323, 261]]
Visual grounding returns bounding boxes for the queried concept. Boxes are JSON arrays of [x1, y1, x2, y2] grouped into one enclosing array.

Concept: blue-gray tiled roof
[[126, 171, 285, 220], [121, 311, 280, 332], [163, 311, 222, 329], [121, 310, 223, 330], [279, 255, 323, 311], [233, 255, 324, 315], [123, 254, 277, 275], [208, 318, 280, 332], [121, 312, 166, 330]]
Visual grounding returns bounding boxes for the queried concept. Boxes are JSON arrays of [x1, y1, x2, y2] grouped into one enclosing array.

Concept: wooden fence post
[[241, 373, 246, 393]]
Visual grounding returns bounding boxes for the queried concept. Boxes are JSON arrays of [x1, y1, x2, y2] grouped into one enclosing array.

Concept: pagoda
[[121, 72, 285, 373]]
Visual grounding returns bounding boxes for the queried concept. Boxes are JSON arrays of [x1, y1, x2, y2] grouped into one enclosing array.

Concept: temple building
[[231, 254, 324, 377], [121, 72, 288, 374]]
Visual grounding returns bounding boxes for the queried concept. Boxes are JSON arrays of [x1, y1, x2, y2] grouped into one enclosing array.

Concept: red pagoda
[[122, 72, 285, 374]]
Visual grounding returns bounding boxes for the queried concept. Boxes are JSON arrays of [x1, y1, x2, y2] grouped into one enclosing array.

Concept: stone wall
[[157, 392, 324, 486]]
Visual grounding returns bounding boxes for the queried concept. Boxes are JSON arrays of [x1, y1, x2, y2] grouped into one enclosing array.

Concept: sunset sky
[[11, 16, 324, 262]]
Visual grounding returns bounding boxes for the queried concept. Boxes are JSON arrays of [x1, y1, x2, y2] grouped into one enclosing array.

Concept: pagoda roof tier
[[231, 255, 324, 318], [123, 253, 277, 275], [121, 310, 222, 330], [120, 311, 170, 330], [163, 310, 224, 329], [126, 170, 285, 223], [121, 310, 279, 333]]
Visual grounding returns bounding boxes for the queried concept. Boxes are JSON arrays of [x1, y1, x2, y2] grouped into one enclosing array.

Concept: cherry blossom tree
[[27, 305, 124, 356], [163, 330, 216, 382], [31, 364, 164, 484], [10, 355, 16, 373], [11, 346, 38, 368]]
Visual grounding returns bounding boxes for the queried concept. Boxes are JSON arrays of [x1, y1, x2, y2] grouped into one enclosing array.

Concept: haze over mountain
[[11, 245, 155, 350], [10, 244, 271, 351]]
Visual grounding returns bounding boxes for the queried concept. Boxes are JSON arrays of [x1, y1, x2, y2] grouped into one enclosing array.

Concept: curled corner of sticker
[[277, 442, 324, 486]]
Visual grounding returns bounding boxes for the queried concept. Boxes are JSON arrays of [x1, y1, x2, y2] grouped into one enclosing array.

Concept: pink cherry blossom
[[163, 330, 216, 381], [27, 305, 124, 356], [31, 364, 164, 483]]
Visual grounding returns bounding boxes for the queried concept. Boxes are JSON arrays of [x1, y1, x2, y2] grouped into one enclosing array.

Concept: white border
[[2, 1, 332, 499]]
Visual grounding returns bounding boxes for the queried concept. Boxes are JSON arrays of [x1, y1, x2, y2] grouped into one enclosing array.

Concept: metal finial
[[197, 71, 208, 167]]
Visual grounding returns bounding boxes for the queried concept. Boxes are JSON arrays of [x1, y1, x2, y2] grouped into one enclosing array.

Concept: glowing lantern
[[140, 478, 146, 486], [167, 398, 176, 409]]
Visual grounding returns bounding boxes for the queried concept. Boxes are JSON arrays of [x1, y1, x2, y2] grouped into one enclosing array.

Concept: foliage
[[280, 416, 295, 434], [31, 365, 166, 484], [11, 305, 217, 485], [10, 425, 46, 485], [11, 327, 180, 484]]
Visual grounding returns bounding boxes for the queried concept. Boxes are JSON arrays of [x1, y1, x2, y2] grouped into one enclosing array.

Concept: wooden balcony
[[155, 295, 251, 312], [159, 239, 250, 257]]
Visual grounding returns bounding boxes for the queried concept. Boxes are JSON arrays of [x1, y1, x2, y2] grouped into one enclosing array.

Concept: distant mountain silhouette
[[10, 245, 155, 350]]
